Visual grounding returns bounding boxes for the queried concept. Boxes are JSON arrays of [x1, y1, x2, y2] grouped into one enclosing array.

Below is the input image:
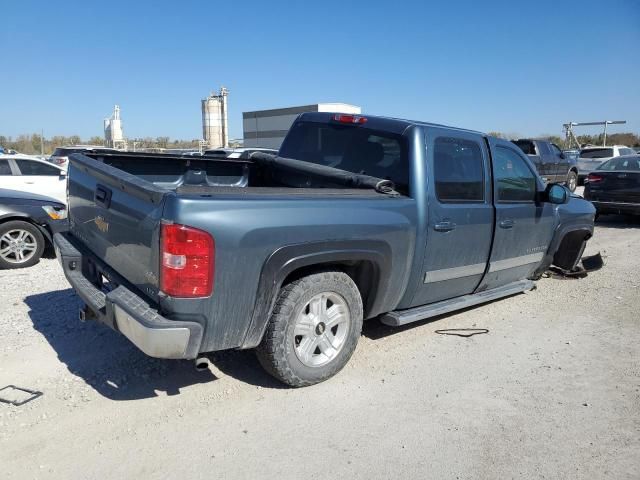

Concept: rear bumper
[[53, 232, 203, 359], [591, 201, 640, 215]]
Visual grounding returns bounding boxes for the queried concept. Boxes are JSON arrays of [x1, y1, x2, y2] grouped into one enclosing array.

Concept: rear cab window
[[513, 140, 536, 155], [279, 121, 409, 194]]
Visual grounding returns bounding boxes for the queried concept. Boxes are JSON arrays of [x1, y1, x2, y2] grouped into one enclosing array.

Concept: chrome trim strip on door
[[489, 252, 545, 273], [424, 263, 486, 283]]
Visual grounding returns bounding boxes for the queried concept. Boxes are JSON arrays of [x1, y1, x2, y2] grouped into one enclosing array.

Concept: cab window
[[433, 136, 484, 202], [494, 147, 537, 202], [0, 159, 12, 175], [15, 160, 60, 176]]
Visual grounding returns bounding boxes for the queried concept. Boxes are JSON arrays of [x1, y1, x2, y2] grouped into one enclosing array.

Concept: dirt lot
[[1, 215, 639, 479]]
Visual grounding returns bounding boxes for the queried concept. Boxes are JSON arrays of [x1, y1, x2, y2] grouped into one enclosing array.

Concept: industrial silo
[[201, 87, 229, 149]]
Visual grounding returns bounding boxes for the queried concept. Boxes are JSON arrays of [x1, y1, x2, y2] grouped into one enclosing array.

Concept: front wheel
[[566, 171, 578, 192], [256, 271, 363, 387], [0, 221, 46, 269]]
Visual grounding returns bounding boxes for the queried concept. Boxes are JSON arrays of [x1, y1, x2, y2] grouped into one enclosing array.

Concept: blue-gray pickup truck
[[54, 112, 595, 386]]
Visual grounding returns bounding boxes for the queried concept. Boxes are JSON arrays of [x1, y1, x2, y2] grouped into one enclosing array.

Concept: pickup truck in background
[[54, 113, 595, 387], [512, 139, 579, 192]]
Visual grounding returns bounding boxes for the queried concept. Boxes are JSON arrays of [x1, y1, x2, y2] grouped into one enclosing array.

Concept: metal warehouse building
[[243, 103, 361, 149]]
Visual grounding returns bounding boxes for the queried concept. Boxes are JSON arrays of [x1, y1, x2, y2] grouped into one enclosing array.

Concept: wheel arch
[[241, 240, 393, 349]]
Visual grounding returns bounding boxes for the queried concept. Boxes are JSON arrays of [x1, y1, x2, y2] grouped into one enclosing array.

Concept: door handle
[[499, 219, 515, 229], [434, 221, 456, 232]]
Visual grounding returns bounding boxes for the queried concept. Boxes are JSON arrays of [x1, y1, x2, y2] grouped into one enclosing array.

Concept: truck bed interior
[[78, 152, 401, 197]]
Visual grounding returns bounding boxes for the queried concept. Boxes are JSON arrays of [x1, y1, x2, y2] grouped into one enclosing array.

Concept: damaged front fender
[[530, 195, 595, 278]]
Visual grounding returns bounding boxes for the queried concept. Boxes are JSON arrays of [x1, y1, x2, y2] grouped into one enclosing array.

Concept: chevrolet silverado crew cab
[[54, 113, 595, 387], [512, 139, 579, 192]]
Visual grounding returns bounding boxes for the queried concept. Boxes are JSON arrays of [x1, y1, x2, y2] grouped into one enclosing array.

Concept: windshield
[[597, 156, 640, 171], [279, 121, 409, 192], [580, 148, 613, 159]]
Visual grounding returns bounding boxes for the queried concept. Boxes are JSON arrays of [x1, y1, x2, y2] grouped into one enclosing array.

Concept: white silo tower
[[201, 87, 229, 149], [104, 105, 126, 149]]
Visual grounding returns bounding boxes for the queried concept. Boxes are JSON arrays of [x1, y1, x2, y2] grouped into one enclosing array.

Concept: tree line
[[0, 134, 204, 155]]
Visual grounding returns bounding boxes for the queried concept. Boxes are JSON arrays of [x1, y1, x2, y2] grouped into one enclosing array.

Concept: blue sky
[[1, 0, 639, 141]]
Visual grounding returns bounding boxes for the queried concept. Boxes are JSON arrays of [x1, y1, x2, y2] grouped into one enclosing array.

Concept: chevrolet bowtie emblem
[[94, 216, 109, 233]]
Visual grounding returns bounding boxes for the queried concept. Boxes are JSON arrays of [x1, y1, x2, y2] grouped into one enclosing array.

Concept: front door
[[479, 140, 556, 290], [410, 129, 494, 307]]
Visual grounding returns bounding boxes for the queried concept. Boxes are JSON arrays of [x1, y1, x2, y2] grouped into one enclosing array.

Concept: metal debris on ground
[[545, 252, 604, 280], [434, 328, 489, 338], [0, 385, 43, 406]]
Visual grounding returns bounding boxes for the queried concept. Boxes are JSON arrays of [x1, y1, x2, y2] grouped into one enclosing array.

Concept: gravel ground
[[1, 215, 639, 479]]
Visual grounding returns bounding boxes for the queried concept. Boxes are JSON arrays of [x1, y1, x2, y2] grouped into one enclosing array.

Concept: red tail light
[[587, 173, 603, 183], [333, 114, 367, 124], [160, 223, 214, 298]]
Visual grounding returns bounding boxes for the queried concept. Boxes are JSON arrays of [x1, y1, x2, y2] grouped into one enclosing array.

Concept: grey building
[[243, 103, 361, 149]]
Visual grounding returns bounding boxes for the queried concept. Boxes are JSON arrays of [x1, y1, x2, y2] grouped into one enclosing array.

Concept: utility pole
[[40, 129, 44, 156]]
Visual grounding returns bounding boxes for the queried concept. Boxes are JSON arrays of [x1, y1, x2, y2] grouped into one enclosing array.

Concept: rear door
[[479, 140, 556, 290], [410, 128, 493, 306], [13, 158, 66, 203], [535, 141, 555, 182]]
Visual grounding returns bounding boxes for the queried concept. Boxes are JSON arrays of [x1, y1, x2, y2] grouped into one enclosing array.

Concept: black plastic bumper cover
[[53, 232, 203, 359]]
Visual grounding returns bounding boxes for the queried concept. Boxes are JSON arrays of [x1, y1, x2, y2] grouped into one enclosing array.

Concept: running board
[[380, 280, 535, 327]]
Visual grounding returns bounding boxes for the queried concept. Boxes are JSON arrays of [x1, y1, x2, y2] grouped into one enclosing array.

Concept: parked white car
[[577, 145, 636, 181], [0, 154, 67, 204]]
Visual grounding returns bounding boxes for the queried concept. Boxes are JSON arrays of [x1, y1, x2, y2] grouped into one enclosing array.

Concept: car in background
[[0, 189, 68, 269], [203, 147, 279, 159], [0, 154, 67, 203], [512, 139, 579, 191], [577, 145, 635, 182], [584, 154, 640, 218], [49, 145, 119, 167]]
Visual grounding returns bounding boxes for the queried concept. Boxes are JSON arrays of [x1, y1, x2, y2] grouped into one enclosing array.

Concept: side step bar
[[380, 279, 535, 327]]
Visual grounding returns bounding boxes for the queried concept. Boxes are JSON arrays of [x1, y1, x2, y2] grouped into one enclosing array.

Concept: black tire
[[0, 220, 46, 269], [256, 271, 363, 387], [566, 170, 578, 192]]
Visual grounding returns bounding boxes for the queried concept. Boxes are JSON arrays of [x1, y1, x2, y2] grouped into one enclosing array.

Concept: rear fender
[[240, 240, 392, 349]]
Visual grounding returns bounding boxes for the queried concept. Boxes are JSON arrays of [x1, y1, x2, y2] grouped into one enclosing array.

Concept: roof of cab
[[296, 111, 484, 137]]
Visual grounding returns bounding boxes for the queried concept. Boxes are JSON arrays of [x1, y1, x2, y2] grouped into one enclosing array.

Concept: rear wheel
[[256, 271, 363, 387], [566, 171, 578, 192], [0, 221, 45, 269]]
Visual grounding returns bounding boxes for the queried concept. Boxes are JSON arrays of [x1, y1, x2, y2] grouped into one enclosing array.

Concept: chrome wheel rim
[[293, 292, 350, 367], [0, 229, 37, 264], [568, 175, 577, 191]]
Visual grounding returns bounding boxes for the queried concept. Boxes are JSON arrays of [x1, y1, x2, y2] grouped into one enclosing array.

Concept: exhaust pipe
[[194, 356, 210, 371]]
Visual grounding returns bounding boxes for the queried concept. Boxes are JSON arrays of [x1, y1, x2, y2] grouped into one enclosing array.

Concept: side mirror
[[547, 184, 570, 204], [559, 152, 565, 159], [59, 170, 67, 179]]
